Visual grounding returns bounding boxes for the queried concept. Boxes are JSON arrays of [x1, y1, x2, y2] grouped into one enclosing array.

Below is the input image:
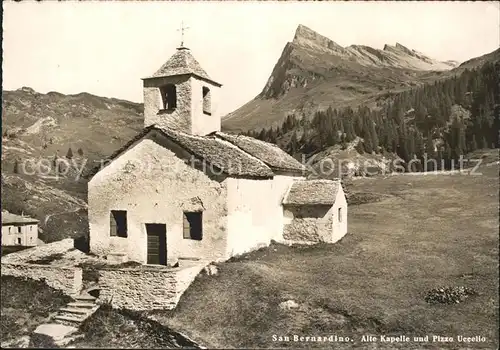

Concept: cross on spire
[[177, 21, 190, 49]]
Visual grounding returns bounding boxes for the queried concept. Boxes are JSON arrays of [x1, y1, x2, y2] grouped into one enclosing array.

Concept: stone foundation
[[98, 262, 207, 311], [1, 263, 83, 296]]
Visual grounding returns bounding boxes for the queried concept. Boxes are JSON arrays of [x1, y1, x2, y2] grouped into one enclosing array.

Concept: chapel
[[87, 42, 347, 265]]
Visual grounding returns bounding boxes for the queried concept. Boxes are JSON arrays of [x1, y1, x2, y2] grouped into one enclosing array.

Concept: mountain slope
[[1, 88, 145, 242], [223, 24, 469, 132]]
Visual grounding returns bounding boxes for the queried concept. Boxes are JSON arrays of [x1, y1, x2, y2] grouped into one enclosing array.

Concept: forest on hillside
[[245, 62, 500, 171]]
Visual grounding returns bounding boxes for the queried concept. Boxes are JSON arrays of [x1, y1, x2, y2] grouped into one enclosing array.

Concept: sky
[[3, 1, 499, 116]]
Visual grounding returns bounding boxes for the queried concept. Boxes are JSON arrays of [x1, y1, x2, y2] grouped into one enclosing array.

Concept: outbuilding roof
[[213, 132, 306, 174], [283, 179, 341, 206], [1, 211, 39, 225]]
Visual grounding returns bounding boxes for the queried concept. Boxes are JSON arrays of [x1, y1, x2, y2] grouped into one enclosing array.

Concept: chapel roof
[[282, 179, 341, 206], [87, 126, 275, 179], [1, 211, 39, 225], [213, 132, 306, 174], [145, 47, 220, 86], [161, 127, 274, 178]]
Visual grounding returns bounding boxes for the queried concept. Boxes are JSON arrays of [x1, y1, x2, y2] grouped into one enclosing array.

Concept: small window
[[183, 211, 203, 241], [17, 226, 21, 233], [17, 238, 22, 245], [110, 210, 128, 238], [202, 87, 211, 115], [338, 208, 342, 223], [30, 226, 32, 231], [160, 84, 177, 110], [8, 227, 11, 233]]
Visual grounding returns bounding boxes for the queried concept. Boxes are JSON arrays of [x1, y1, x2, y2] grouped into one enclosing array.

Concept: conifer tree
[[480, 136, 489, 150], [66, 147, 73, 159], [470, 135, 478, 152]]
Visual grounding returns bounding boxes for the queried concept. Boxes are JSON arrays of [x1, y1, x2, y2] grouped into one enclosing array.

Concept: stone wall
[[1, 238, 74, 264], [143, 75, 192, 132], [98, 262, 207, 311], [282, 205, 333, 243], [1, 263, 82, 296], [174, 263, 207, 300], [143, 75, 221, 136]]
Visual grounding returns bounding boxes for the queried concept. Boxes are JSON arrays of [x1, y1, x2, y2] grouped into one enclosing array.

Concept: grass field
[[0, 276, 72, 345], [150, 158, 498, 349], [71, 305, 200, 349]]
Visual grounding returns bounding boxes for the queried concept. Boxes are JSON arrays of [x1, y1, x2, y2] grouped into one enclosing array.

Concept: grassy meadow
[[150, 155, 498, 349]]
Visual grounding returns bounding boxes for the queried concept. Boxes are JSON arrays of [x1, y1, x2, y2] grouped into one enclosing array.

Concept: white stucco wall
[[331, 184, 348, 243], [1, 224, 38, 246], [190, 77, 221, 136], [88, 132, 229, 264], [225, 174, 301, 257]]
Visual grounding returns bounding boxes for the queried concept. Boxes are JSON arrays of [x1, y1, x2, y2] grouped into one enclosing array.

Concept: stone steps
[[67, 302, 95, 309], [53, 293, 99, 328], [54, 315, 87, 326], [32, 292, 100, 347], [74, 294, 97, 302]]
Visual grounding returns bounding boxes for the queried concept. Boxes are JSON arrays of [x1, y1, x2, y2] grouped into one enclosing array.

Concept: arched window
[[338, 207, 342, 223], [202, 87, 211, 115], [160, 84, 177, 110]]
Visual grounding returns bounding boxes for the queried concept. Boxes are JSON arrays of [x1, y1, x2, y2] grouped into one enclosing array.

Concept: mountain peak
[[292, 24, 344, 52], [395, 42, 414, 55], [17, 86, 37, 94], [293, 24, 316, 41], [383, 43, 412, 53]]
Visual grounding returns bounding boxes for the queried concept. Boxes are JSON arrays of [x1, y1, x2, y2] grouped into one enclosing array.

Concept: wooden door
[[146, 224, 167, 265]]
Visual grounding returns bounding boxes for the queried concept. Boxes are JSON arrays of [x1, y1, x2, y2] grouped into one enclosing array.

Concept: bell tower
[[142, 27, 222, 136]]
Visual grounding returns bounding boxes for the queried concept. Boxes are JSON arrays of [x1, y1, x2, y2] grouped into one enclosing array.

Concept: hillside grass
[[149, 161, 499, 349], [72, 304, 200, 348], [0, 276, 72, 344]]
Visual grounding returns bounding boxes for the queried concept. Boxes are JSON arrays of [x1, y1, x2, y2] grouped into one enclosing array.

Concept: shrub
[[29, 333, 59, 348], [424, 286, 477, 304]]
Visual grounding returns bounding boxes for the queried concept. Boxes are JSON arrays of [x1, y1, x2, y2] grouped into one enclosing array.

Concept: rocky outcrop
[[261, 25, 458, 99], [224, 24, 463, 132]]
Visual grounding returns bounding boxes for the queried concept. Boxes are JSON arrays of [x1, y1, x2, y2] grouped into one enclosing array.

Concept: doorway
[[146, 223, 167, 265]]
